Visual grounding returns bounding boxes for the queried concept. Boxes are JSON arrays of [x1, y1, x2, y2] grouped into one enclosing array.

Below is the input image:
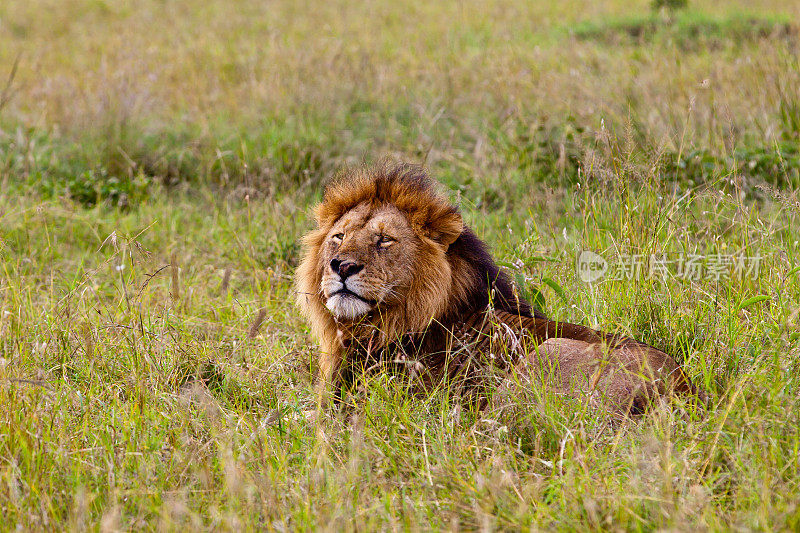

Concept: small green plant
[[37, 167, 152, 208]]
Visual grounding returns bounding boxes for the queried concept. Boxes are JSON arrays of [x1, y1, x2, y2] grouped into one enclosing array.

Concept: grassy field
[[2, 0, 800, 530]]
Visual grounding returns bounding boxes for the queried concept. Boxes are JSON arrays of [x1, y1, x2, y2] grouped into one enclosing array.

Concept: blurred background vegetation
[[1, 0, 798, 205]]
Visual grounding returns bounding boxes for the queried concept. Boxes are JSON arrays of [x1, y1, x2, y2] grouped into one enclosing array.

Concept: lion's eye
[[377, 235, 396, 248], [331, 233, 344, 243]]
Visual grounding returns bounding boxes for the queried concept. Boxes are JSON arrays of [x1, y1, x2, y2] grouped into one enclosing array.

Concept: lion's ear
[[426, 207, 463, 247]]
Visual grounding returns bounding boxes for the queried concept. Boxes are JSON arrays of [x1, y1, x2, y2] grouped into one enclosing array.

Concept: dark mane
[[445, 227, 540, 322]]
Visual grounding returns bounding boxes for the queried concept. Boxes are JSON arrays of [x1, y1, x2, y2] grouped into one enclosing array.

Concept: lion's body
[[296, 162, 705, 413]]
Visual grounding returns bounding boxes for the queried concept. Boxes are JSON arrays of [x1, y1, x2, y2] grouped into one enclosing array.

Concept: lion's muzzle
[[323, 259, 376, 320]]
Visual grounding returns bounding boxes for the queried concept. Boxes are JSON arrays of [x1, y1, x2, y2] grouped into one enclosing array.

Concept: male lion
[[296, 162, 705, 415]]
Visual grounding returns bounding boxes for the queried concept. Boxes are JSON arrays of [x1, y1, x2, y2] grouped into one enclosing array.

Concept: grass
[[572, 10, 797, 50], [1, 0, 800, 529]]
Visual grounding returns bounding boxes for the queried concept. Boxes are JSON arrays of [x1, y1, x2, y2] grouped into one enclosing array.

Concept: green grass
[[2, 0, 800, 529], [572, 10, 797, 51]]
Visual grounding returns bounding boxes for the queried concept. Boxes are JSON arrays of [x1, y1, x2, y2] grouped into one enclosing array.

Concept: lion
[[296, 161, 706, 415]]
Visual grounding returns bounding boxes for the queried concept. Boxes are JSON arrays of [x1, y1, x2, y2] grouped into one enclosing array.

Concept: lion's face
[[320, 202, 418, 320], [296, 163, 465, 340]]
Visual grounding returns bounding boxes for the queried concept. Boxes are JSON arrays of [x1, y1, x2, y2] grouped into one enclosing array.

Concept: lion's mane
[[296, 161, 537, 358]]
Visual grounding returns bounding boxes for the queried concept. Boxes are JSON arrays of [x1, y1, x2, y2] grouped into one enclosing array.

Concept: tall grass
[[2, 0, 799, 195], [1, 0, 799, 529]]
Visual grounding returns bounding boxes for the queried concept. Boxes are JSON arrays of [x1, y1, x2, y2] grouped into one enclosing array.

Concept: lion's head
[[296, 161, 532, 350]]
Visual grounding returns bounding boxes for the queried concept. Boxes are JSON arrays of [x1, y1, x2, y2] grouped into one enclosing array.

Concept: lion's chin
[[325, 293, 372, 320]]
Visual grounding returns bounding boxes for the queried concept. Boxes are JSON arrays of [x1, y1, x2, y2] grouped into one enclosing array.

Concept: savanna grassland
[[1, 0, 800, 530]]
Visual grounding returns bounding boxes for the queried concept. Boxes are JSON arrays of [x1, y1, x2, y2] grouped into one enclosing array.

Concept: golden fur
[[296, 161, 705, 412]]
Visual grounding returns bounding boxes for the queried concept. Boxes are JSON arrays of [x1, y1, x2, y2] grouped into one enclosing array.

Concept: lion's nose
[[330, 258, 364, 279]]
